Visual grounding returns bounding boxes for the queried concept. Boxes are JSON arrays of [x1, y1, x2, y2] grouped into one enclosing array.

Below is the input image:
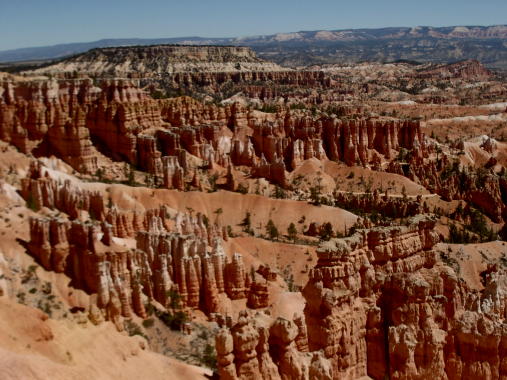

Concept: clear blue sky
[[0, 0, 506, 50]]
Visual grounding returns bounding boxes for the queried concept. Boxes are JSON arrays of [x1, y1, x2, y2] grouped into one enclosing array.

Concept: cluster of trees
[[239, 212, 300, 242], [240, 210, 358, 244], [448, 208, 497, 243]]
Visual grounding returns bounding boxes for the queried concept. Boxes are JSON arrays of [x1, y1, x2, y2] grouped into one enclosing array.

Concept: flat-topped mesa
[[26, 45, 338, 96], [32, 45, 286, 77], [415, 59, 492, 81]]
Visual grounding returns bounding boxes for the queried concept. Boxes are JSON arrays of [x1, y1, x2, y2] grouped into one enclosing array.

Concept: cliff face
[[303, 215, 507, 379], [23, 161, 250, 324], [27, 205, 248, 324], [415, 60, 493, 81], [302, 215, 507, 380], [0, 79, 426, 185], [216, 216, 507, 380], [0, 78, 161, 172], [33, 45, 285, 76], [398, 154, 507, 223]]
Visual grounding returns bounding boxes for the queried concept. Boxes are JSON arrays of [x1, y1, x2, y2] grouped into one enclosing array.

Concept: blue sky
[[0, 0, 505, 50]]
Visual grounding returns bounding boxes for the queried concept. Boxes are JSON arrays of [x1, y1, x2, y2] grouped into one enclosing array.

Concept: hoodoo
[[1, 20, 507, 380]]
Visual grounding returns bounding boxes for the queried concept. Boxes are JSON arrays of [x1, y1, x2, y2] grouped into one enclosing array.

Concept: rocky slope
[[31, 45, 285, 76], [217, 216, 507, 379], [1, 44, 507, 380]]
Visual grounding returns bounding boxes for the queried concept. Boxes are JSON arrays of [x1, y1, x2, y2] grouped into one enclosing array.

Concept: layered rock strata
[[34, 45, 286, 76], [28, 210, 250, 321], [303, 215, 507, 379], [216, 311, 322, 380], [1, 79, 427, 185], [218, 216, 507, 379], [333, 190, 428, 219], [0, 78, 161, 173], [399, 155, 507, 222], [23, 163, 254, 324]]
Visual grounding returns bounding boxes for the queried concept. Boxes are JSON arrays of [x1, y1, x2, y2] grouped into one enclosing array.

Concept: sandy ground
[[435, 241, 507, 291], [225, 236, 317, 287], [109, 186, 358, 235], [0, 297, 210, 380]]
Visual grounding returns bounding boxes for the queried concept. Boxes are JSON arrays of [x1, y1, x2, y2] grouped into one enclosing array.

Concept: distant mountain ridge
[[1, 24, 507, 68]]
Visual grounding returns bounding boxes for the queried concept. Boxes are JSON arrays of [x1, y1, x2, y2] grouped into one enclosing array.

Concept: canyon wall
[[22, 162, 255, 325], [0, 78, 161, 172], [217, 216, 507, 379], [397, 154, 507, 223], [304, 215, 507, 379], [1, 79, 426, 184]]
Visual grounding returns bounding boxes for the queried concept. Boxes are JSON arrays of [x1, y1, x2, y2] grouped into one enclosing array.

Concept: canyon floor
[[1, 45, 507, 380]]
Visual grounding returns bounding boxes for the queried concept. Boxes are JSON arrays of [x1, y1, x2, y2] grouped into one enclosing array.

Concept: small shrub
[[124, 320, 147, 339], [26, 193, 38, 211], [201, 344, 217, 370], [236, 183, 248, 194], [156, 310, 188, 331]]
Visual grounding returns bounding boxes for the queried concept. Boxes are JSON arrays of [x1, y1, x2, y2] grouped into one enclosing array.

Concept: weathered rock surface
[[0, 78, 161, 172], [1, 78, 427, 187], [334, 189, 427, 219], [216, 216, 507, 379], [22, 162, 257, 324], [28, 209, 252, 321], [302, 215, 507, 379], [216, 311, 331, 380], [34, 45, 286, 76], [400, 154, 507, 222]]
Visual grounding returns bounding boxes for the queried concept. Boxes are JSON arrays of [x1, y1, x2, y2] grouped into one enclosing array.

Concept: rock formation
[[34, 45, 286, 77], [0, 78, 161, 172], [2, 44, 506, 380], [214, 215, 507, 379], [247, 281, 270, 309], [27, 207, 254, 323], [334, 190, 427, 219], [1, 76, 429, 195], [301, 215, 507, 379], [400, 155, 507, 222], [216, 311, 333, 380]]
